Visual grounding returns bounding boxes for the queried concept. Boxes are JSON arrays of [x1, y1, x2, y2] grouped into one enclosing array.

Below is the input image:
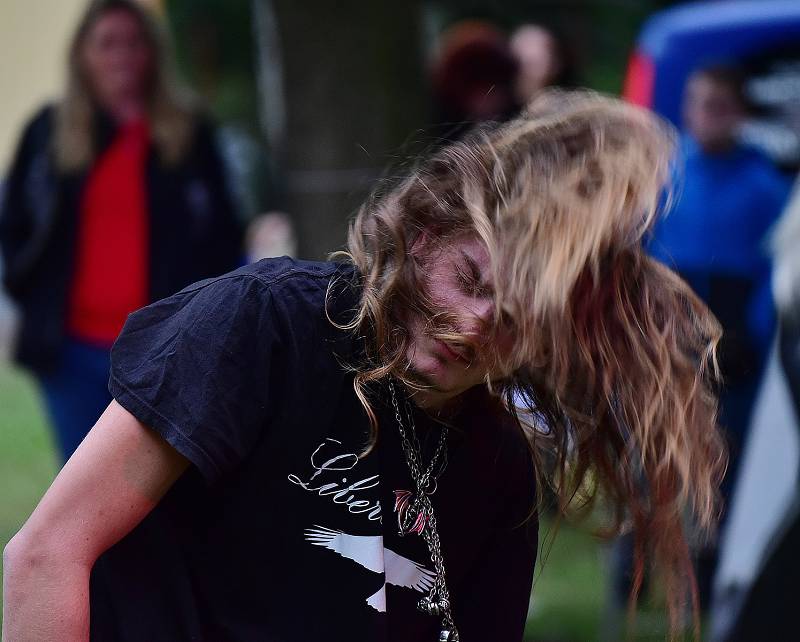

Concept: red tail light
[[623, 50, 655, 107]]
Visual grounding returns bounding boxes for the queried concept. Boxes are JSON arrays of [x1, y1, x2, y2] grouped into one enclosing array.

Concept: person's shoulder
[[224, 257, 358, 297], [186, 108, 215, 140], [182, 106, 226, 149], [114, 258, 359, 377], [178, 257, 344, 288], [735, 144, 781, 173], [27, 103, 54, 126], [14, 103, 55, 153], [175, 257, 359, 319], [736, 146, 793, 194]]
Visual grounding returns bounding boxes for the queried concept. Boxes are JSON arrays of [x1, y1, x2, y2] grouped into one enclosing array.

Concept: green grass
[[0, 360, 60, 620], [0, 362, 58, 545], [523, 519, 678, 641], [0, 361, 683, 640], [525, 520, 607, 641]]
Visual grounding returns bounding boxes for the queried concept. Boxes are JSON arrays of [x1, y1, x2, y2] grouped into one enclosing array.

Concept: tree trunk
[[253, 0, 427, 260]]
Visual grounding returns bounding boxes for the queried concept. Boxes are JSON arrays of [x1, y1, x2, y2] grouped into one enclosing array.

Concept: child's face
[[683, 74, 744, 152]]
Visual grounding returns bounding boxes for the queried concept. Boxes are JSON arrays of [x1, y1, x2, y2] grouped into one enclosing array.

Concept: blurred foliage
[[165, 0, 260, 129], [158, 0, 688, 227], [165, 0, 278, 217], [162, 0, 684, 132]]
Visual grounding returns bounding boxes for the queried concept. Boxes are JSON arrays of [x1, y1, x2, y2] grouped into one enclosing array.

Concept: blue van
[[623, 0, 800, 169]]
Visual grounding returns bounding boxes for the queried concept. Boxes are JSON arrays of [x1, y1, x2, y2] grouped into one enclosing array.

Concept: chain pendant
[[389, 381, 459, 642], [394, 489, 428, 536], [418, 595, 451, 616]]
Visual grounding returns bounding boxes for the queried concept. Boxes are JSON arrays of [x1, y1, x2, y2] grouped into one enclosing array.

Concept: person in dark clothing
[[0, 0, 242, 460], [4, 92, 726, 642]]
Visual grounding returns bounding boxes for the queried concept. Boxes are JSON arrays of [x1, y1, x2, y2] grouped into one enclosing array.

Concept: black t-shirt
[[93, 257, 537, 642]]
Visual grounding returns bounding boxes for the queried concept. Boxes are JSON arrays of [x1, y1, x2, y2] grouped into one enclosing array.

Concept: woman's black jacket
[[0, 105, 244, 374]]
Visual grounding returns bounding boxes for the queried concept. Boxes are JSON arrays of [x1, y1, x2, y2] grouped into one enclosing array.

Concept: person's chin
[[414, 355, 478, 395], [404, 352, 447, 386]]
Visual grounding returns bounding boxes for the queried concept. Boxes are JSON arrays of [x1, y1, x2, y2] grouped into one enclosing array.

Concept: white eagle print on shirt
[[305, 526, 435, 612]]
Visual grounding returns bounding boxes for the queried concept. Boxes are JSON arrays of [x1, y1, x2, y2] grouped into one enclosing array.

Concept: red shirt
[[67, 119, 150, 346]]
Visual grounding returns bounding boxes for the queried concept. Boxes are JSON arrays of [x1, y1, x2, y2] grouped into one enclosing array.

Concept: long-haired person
[[0, 0, 242, 461], [4, 91, 725, 642]]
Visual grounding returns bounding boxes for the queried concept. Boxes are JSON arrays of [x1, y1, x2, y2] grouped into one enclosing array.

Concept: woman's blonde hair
[[55, 0, 195, 172], [343, 90, 727, 634]]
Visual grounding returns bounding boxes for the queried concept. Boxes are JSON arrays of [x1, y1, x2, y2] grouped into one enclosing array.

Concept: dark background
[[165, 0, 680, 260]]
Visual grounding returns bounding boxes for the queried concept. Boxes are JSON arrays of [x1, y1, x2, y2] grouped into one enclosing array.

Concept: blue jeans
[[38, 338, 113, 462]]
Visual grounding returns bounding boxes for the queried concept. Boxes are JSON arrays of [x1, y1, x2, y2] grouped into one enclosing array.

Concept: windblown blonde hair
[[343, 90, 727, 635], [55, 0, 195, 173]]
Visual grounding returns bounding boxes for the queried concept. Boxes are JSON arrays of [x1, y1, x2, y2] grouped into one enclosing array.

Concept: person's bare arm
[[2, 400, 189, 642]]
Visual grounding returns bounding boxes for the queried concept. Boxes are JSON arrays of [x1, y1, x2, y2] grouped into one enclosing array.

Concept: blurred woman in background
[[509, 23, 578, 106], [0, 0, 242, 461]]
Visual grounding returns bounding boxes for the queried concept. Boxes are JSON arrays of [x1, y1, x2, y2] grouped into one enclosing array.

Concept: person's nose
[[468, 296, 494, 330]]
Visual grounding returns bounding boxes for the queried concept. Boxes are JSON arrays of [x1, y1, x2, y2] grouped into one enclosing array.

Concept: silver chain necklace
[[389, 380, 460, 642]]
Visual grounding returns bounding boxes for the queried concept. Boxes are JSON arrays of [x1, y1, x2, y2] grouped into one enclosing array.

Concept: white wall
[[0, 1, 86, 173], [0, 1, 86, 353]]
